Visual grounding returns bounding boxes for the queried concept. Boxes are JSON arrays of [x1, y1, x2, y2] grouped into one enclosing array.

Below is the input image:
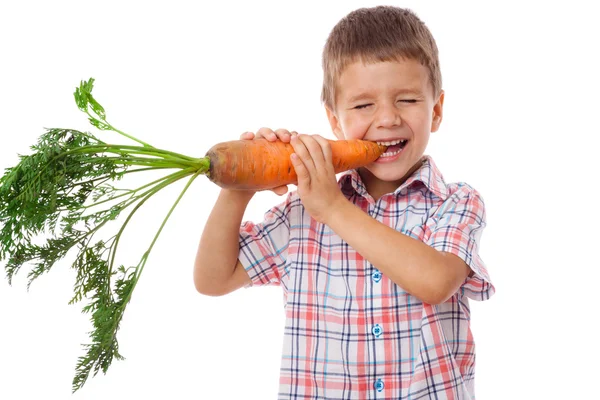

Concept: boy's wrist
[[323, 195, 353, 227], [218, 188, 255, 206]]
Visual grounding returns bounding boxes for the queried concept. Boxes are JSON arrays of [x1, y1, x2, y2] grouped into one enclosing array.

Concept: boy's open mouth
[[377, 139, 408, 158]]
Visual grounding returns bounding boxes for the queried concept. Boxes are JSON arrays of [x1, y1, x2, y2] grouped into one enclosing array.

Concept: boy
[[195, 6, 494, 399]]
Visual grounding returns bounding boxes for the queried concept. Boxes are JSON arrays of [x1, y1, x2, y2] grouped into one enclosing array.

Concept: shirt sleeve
[[238, 193, 294, 288], [427, 184, 495, 301]]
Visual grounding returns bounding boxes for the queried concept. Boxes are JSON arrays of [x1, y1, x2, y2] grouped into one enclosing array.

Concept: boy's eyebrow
[[346, 89, 424, 103]]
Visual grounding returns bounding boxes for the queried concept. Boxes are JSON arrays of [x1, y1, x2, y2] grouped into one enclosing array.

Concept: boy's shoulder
[[445, 181, 485, 203], [416, 156, 485, 206]]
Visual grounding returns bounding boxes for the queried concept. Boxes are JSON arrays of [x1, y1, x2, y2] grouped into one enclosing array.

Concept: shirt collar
[[338, 155, 449, 200]]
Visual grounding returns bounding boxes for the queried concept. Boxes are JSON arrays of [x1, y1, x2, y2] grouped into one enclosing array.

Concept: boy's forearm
[[194, 189, 253, 294], [325, 199, 470, 305]]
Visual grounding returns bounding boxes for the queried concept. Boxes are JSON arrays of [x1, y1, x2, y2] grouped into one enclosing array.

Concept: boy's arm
[[194, 189, 252, 296], [194, 127, 295, 296], [326, 200, 470, 305], [288, 133, 478, 305]]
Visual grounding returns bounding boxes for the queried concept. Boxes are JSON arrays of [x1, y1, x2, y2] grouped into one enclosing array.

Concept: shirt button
[[374, 378, 384, 392], [372, 324, 383, 337], [372, 270, 382, 282]]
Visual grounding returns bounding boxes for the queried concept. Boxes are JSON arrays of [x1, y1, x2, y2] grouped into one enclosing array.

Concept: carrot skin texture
[[206, 138, 386, 190]]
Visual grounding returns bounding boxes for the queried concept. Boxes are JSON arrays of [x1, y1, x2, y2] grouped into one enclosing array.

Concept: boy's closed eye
[[353, 99, 418, 109]]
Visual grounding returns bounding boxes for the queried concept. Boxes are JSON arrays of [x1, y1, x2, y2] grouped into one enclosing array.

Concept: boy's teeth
[[380, 149, 402, 157], [378, 139, 408, 158], [377, 139, 407, 146]]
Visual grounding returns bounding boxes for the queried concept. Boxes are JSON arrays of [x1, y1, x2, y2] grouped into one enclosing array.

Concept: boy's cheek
[[332, 128, 346, 141], [348, 127, 371, 141], [338, 118, 369, 141]]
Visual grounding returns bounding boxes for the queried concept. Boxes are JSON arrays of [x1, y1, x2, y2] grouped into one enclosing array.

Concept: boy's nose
[[375, 104, 401, 128]]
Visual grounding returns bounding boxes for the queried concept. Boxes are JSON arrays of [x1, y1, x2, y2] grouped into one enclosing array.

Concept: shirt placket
[[367, 200, 387, 397]]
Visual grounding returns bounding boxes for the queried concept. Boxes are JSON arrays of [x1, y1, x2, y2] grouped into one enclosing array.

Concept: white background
[[1, 1, 599, 399]]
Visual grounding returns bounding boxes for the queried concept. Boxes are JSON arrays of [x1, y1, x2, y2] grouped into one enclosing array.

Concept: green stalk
[[106, 168, 194, 276], [62, 166, 173, 193], [109, 171, 202, 340], [83, 156, 196, 169], [85, 110, 152, 148], [78, 169, 186, 211], [72, 144, 200, 162], [134, 170, 202, 282]]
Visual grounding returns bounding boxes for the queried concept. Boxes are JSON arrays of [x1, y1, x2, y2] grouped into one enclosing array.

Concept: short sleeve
[[427, 185, 495, 301], [238, 193, 293, 288]]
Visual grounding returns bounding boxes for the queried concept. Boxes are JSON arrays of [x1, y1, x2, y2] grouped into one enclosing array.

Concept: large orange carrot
[[202, 138, 386, 190]]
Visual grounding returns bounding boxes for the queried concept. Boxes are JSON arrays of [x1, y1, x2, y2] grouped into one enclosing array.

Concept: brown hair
[[321, 6, 442, 110]]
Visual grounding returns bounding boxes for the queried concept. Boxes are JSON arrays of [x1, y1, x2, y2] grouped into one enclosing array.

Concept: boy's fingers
[[291, 134, 317, 174], [252, 127, 296, 142], [239, 131, 255, 140], [256, 127, 277, 141], [313, 135, 334, 174], [270, 185, 288, 196], [302, 135, 326, 167], [290, 153, 310, 186], [275, 128, 292, 142]]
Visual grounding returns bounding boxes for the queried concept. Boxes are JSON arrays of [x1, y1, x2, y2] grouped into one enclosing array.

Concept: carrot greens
[[0, 78, 206, 392]]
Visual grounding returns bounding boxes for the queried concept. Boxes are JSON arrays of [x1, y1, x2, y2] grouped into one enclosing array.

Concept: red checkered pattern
[[239, 156, 494, 399]]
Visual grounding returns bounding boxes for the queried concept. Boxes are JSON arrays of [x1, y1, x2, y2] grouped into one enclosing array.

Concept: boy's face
[[326, 59, 444, 197]]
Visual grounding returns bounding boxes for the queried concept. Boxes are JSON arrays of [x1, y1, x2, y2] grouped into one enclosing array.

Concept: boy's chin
[[364, 158, 423, 184], [361, 165, 407, 186], [374, 169, 411, 184]]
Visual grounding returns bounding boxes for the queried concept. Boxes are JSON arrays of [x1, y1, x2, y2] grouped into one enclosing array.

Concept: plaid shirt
[[239, 156, 494, 400]]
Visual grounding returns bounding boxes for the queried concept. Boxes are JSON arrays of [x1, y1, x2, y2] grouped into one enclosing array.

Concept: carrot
[[204, 138, 387, 190]]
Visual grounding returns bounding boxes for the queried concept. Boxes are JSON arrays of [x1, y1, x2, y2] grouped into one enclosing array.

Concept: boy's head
[[321, 6, 445, 195], [321, 6, 442, 111]]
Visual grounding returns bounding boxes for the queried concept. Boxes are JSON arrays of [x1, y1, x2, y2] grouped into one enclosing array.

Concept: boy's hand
[[290, 133, 346, 224], [239, 127, 295, 196], [240, 127, 293, 144]]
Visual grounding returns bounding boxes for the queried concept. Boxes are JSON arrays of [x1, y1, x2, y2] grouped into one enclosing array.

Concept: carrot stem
[[194, 157, 210, 175]]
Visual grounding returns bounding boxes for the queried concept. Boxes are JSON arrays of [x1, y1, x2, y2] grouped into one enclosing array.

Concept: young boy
[[195, 6, 494, 399]]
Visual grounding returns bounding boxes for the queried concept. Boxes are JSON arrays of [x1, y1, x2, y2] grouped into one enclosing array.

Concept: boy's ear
[[325, 106, 345, 140], [431, 90, 445, 132]]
